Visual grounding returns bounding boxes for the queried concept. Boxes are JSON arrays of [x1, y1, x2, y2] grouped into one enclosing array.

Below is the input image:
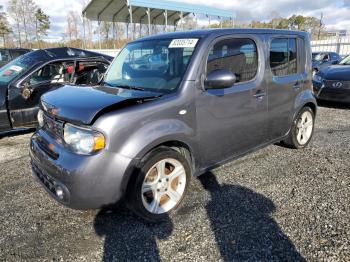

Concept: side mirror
[[332, 60, 339, 65], [21, 82, 33, 100], [205, 69, 237, 89]]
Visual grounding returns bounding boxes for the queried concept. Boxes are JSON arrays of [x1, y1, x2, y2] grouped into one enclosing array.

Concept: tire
[[126, 147, 191, 222], [282, 106, 315, 149]]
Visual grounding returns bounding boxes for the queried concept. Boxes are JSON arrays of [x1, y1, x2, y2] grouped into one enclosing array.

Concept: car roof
[[132, 28, 309, 42], [20, 47, 113, 63]]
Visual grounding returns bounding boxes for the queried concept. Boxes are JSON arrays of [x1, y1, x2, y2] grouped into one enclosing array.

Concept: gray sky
[[3, 0, 350, 41]]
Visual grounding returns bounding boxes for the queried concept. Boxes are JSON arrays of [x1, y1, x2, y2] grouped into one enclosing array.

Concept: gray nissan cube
[[30, 29, 317, 221]]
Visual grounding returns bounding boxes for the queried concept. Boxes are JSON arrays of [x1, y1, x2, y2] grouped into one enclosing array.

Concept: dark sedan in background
[[0, 47, 113, 133], [312, 51, 342, 73], [313, 55, 350, 103], [0, 48, 32, 68]]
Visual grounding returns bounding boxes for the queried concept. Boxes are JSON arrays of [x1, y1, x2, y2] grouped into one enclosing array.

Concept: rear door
[[268, 36, 305, 139], [8, 60, 74, 128]]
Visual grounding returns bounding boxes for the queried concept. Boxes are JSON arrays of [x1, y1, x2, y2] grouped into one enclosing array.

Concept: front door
[[196, 36, 268, 168], [8, 61, 72, 128]]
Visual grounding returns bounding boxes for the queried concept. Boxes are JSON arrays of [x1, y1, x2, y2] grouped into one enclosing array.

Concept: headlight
[[313, 74, 323, 83], [63, 123, 105, 154], [37, 109, 44, 127]]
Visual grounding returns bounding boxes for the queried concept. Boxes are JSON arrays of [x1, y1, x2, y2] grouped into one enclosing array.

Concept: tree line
[[0, 0, 50, 48], [0, 2, 328, 50]]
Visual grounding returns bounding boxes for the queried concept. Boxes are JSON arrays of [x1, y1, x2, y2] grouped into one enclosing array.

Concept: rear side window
[[207, 38, 258, 83], [270, 38, 297, 76]]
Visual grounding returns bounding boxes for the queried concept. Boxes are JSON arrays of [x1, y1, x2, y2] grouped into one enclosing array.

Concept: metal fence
[[311, 37, 350, 56], [88, 49, 120, 57]]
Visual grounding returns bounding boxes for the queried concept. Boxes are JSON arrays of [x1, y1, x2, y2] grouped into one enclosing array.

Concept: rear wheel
[[282, 107, 315, 149], [126, 147, 191, 222]]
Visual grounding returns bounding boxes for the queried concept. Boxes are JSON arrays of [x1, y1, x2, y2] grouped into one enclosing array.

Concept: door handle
[[254, 90, 266, 99]]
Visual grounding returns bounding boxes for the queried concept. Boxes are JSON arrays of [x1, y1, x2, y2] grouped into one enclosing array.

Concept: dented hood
[[41, 85, 161, 125]]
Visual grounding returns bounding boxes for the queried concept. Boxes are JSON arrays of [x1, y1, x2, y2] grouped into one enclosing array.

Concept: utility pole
[[318, 12, 323, 40]]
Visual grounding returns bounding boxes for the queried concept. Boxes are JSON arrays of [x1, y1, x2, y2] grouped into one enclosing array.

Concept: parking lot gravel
[[0, 103, 349, 261]]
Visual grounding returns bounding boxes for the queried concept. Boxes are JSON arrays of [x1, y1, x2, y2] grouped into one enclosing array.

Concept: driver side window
[[207, 38, 258, 83], [27, 61, 73, 86]]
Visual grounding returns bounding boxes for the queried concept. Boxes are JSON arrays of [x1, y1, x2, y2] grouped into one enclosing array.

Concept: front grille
[[324, 80, 350, 89], [43, 113, 64, 138]]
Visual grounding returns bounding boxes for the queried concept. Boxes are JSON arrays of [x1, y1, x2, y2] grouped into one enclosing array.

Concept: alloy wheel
[[141, 158, 187, 214]]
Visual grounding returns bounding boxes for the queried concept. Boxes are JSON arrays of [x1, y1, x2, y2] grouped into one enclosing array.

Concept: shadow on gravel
[[317, 100, 350, 110], [94, 203, 172, 262], [198, 172, 305, 261]]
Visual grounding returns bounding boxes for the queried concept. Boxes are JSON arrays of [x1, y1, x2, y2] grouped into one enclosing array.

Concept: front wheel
[[126, 147, 191, 222], [282, 107, 315, 149]]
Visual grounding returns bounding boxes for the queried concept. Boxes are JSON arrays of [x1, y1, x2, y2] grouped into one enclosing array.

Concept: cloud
[[3, 0, 350, 41]]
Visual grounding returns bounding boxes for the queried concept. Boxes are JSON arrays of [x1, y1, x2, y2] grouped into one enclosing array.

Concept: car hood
[[318, 65, 350, 81], [41, 85, 162, 125]]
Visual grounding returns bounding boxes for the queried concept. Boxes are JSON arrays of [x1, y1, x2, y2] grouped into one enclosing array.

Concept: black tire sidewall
[[127, 147, 191, 222]]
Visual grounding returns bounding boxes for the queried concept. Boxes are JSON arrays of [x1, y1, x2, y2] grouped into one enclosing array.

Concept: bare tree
[[66, 11, 80, 41], [8, 0, 22, 46], [8, 0, 38, 47]]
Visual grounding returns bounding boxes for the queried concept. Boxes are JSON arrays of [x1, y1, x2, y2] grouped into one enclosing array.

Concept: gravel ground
[[0, 104, 349, 261]]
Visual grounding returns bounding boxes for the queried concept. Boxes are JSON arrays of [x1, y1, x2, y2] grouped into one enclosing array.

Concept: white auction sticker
[[9, 65, 23, 72], [169, 39, 198, 48]]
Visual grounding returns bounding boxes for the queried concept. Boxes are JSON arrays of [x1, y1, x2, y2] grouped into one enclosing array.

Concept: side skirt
[[194, 135, 289, 177]]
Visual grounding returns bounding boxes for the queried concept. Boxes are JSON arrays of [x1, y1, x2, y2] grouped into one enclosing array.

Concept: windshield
[[339, 55, 350, 65], [0, 53, 37, 84], [104, 38, 198, 93]]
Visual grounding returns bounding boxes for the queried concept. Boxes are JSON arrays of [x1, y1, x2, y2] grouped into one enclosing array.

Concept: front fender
[[118, 119, 196, 160]]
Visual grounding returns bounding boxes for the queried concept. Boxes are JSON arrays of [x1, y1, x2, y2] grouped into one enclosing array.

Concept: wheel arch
[[120, 138, 196, 197]]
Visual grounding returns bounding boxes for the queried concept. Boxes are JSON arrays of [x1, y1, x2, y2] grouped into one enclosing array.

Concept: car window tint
[[207, 38, 258, 83], [270, 38, 298, 76]]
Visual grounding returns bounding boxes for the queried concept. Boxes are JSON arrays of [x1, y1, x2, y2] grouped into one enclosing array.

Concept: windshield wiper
[[114, 84, 145, 91], [102, 81, 145, 91]]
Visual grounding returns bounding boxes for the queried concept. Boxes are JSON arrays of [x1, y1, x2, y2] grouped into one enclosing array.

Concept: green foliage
[[0, 6, 11, 45], [35, 8, 50, 37], [250, 14, 324, 37]]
